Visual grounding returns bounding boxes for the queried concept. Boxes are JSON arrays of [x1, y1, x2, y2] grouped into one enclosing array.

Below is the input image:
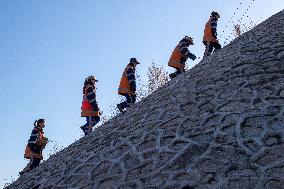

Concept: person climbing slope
[[81, 75, 100, 136], [20, 119, 48, 175], [168, 36, 197, 79], [203, 11, 222, 58], [117, 58, 140, 113]]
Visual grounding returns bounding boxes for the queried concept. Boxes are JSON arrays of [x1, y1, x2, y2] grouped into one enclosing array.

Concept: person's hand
[[188, 53, 197, 61]]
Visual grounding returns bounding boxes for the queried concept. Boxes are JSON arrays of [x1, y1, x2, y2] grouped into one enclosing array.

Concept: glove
[[188, 53, 197, 61]]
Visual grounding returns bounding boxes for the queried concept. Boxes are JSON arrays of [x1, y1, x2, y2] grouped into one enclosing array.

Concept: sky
[[0, 0, 283, 187]]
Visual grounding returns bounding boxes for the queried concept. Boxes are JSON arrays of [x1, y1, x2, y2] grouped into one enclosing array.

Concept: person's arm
[[178, 43, 197, 60], [126, 67, 136, 92], [86, 85, 99, 111], [211, 18, 218, 40], [28, 128, 41, 146]]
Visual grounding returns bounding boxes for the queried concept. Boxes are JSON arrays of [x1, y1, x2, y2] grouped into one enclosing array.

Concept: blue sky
[[0, 0, 283, 187]]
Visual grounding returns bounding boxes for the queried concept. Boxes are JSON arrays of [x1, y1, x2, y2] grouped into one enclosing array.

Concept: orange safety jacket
[[81, 85, 100, 117], [24, 128, 45, 160], [168, 42, 189, 70], [118, 65, 135, 95], [203, 17, 218, 42]]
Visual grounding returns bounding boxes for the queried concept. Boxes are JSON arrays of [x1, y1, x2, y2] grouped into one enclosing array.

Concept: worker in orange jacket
[[117, 58, 140, 112], [20, 119, 48, 175], [203, 11, 221, 58], [168, 36, 196, 79], [81, 75, 100, 136]]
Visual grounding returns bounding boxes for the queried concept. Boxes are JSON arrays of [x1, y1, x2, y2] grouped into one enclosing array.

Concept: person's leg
[[125, 94, 132, 107], [207, 42, 214, 55], [20, 144, 42, 172], [175, 68, 182, 75], [80, 117, 88, 133], [203, 41, 210, 58], [170, 68, 182, 79], [121, 94, 131, 108], [85, 116, 90, 127], [180, 57, 186, 68], [91, 116, 100, 127], [130, 94, 136, 104], [117, 94, 130, 112], [30, 158, 41, 169], [84, 116, 92, 135], [212, 41, 221, 53], [169, 72, 176, 79]]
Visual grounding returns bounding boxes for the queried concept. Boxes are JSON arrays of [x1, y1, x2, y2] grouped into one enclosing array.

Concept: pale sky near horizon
[[0, 0, 283, 187]]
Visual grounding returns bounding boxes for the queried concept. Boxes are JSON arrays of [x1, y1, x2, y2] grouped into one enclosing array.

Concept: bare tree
[[233, 21, 257, 37], [99, 104, 120, 125], [147, 60, 169, 94], [135, 73, 149, 102]]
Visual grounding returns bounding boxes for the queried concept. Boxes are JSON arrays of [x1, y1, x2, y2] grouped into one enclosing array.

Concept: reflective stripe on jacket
[[24, 128, 45, 159], [168, 40, 190, 69], [81, 84, 100, 117], [118, 65, 135, 95], [203, 17, 218, 42]]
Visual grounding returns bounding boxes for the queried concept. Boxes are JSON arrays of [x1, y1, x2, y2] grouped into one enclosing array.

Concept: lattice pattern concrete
[[6, 9, 284, 189]]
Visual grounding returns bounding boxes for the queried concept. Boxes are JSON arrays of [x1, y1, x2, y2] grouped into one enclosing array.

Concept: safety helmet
[[184, 36, 194, 45], [211, 11, 220, 18], [86, 75, 98, 82], [130, 58, 140, 64]]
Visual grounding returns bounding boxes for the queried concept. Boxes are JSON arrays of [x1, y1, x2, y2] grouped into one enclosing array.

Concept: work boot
[[19, 171, 24, 176], [81, 125, 90, 136], [169, 73, 177, 79], [84, 125, 93, 136], [84, 129, 89, 136], [80, 125, 85, 132], [213, 49, 219, 53], [117, 104, 124, 113], [19, 168, 30, 176]]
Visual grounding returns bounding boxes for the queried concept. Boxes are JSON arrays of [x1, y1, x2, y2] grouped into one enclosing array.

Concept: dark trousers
[[169, 67, 183, 79], [29, 158, 41, 169], [120, 94, 136, 109], [21, 144, 42, 173], [203, 41, 221, 57], [174, 68, 182, 75], [84, 116, 100, 127], [82, 116, 100, 135]]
